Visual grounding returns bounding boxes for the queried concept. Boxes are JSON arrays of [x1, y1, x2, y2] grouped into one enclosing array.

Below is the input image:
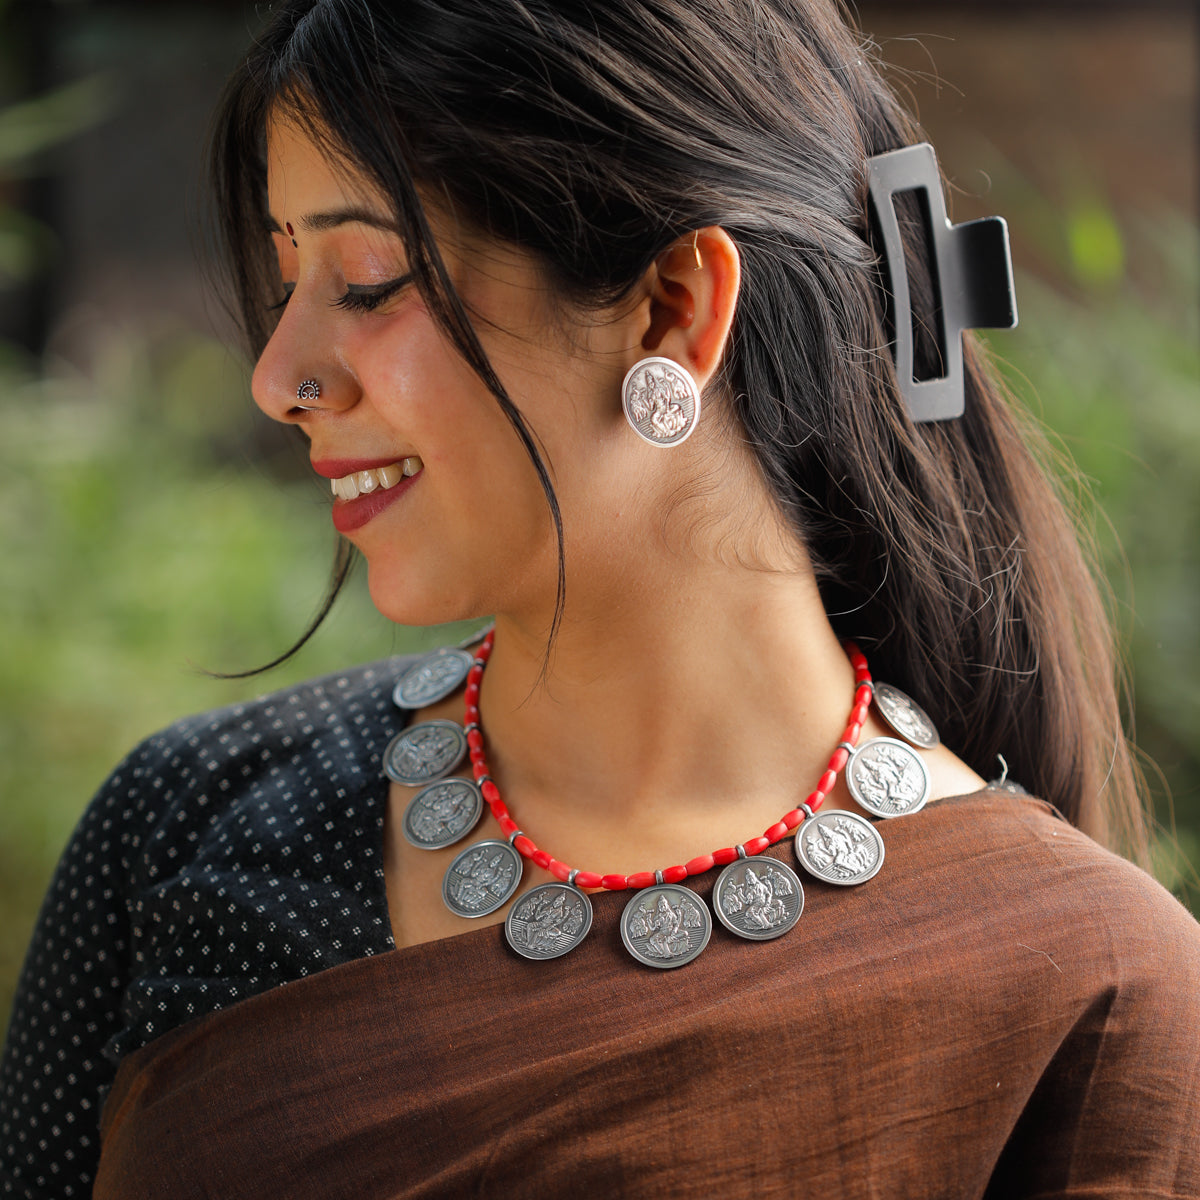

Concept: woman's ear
[[639, 226, 741, 389]]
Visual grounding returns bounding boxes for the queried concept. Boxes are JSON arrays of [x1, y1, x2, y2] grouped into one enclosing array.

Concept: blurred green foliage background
[[1, 4, 1197, 1037]]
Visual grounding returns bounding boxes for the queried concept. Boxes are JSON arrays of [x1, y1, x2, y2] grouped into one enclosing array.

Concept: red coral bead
[[532, 849, 552, 870], [481, 780, 500, 804], [498, 816, 517, 837], [684, 854, 715, 875], [574, 871, 603, 889], [601, 874, 629, 891], [829, 746, 849, 772], [550, 860, 571, 881], [783, 809, 804, 830], [662, 865, 687, 884], [743, 836, 769, 855], [626, 871, 656, 890], [764, 821, 789, 844], [712, 846, 738, 866], [818, 769, 837, 795], [513, 835, 535, 857]]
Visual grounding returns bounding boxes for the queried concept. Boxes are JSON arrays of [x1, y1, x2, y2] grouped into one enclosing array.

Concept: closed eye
[[332, 274, 414, 313], [267, 284, 295, 312]]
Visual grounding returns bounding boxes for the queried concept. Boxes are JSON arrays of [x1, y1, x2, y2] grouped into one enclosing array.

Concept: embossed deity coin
[[621, 357, 702, 448], [846, 737, 931, 819], [795, 810, 885, 886], [392, 648, 474, 710], [872, 682, 940, 749], [383, 720, 467, 787], [620, 885, 712, 969], [505, 883, 594, 960], [442, 839, 523, 918], [401, 778, 484, 850], [713, 857, 804, 941]]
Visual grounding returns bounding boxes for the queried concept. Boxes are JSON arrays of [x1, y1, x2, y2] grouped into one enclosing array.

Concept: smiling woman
[[2, 1, 1199, 1197]]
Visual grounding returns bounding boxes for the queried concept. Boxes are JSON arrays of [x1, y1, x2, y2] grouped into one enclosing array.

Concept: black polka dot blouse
[[0, 656, 413, 1198]]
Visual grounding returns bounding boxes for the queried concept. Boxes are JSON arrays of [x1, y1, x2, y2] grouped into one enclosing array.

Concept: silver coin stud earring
[[296, 378, 320, 411], [621, 356, 701, 448]]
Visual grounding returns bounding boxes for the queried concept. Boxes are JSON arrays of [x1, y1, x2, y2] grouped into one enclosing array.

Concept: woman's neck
[[476, 539, 858, 829]]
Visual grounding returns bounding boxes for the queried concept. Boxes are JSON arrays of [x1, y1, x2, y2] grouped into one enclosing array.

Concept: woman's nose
[[251, 300, 358, 425]]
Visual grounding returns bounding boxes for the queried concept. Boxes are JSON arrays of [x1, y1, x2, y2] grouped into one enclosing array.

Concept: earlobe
[[638, 227, 741, 390]]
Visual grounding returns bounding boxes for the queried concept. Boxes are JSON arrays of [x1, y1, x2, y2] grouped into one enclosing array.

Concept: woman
[[3, 0, 1198, 1195]]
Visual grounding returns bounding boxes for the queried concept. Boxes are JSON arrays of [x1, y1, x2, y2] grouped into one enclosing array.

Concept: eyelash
[[266, 275, 414, 314], [333, 275, 414, 313]]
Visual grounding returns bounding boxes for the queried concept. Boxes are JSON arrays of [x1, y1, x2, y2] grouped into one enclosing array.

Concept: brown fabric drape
[[95, 792, 1200, 1199]]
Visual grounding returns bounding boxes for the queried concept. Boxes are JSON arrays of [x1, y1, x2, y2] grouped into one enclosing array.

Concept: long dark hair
[[209, 0, 1146, 857]]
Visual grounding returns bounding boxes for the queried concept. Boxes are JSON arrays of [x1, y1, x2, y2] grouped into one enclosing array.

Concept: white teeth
[[328, 459, 421, 499]]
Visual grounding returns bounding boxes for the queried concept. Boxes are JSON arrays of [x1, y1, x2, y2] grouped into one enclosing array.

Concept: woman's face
[[252, 117, 645, 629]]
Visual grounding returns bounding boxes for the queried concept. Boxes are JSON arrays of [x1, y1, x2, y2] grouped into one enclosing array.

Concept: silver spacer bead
[[800, 803, 815, 821], [654, 869, 664, 885], [735, 844, 747, 859], [568, 869, 580, 888], [507, 829, 525, 845], [837, 741, 856, 755]]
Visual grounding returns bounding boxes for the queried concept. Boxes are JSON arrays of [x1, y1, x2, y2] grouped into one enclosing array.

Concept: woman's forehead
[[264, 116, 390, 226]]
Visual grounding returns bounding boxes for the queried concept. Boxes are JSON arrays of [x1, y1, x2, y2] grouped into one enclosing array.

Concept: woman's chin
[[364, 565, 477, 629]]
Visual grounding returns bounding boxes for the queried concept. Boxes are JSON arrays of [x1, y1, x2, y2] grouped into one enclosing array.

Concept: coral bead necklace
[[451, 629, 884, 965], [463, 630, 872, 888]]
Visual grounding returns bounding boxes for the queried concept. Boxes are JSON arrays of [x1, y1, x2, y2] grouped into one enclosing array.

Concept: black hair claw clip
[[867, 142, 1018, 423]]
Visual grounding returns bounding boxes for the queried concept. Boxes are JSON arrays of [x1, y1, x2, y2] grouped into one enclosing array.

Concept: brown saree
[[95, 793, 1200, 1199]]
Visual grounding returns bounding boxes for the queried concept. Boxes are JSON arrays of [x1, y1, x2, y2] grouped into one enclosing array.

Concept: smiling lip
[[312, 457, 422, 534]]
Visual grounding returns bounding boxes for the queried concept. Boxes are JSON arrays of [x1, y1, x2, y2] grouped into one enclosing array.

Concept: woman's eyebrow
[[263, 206, 400, 234]]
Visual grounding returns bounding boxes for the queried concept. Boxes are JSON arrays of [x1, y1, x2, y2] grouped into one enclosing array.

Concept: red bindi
[[285, 221, 297, 246]]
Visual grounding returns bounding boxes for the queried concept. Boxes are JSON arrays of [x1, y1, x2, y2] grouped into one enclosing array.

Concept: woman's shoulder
[[97, 654, 414, 808], [891, 787, 1200, 990], [149, 654, 416, 765], [70, 654, 419, 904]]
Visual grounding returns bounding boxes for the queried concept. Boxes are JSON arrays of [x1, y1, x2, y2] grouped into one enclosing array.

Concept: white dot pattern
[[0, 657, 414, 1197]]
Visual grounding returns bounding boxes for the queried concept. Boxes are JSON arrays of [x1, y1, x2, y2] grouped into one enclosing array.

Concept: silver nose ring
[[296, 379, 320, 410]]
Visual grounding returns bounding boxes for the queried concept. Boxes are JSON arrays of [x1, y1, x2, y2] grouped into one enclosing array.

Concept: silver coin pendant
[[795, 810, 885, 886], [713, 857, 804, 941], [393, 648, 474, 710], [401, 777, 484, 850], [872, 682, 940, 749], [383, 719, 466, 786], [846, 736, 931, 819], [505, 883, 593, 960], [442, 839, 523, 918], [620, 885, 712, 968]]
